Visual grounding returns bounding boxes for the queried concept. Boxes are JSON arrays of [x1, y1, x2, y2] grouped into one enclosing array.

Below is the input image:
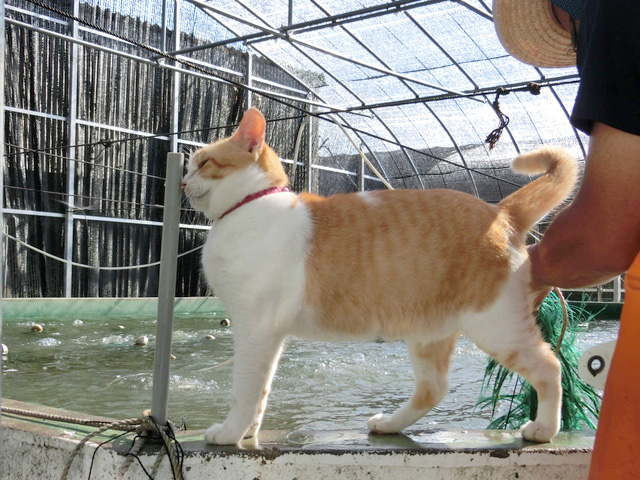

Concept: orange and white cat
[[182, 107, 577, 446]]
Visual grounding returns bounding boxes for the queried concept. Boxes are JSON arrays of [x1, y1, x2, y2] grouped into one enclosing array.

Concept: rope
[[56, 410, 184, 480], [118, 431, 149, 476], [0, 406, 185, 480], [89, 429, 144, 479], [1, 406, 119, 428], [3, 231, 204, 271], [553, 286, 570, 353], [1, 406, 185, 479], [64, 418, 141, 479]]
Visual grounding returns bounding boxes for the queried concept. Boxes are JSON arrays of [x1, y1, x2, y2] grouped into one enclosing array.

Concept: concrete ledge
[[1, 297, 227, 319], [1, 399, 594, 480]]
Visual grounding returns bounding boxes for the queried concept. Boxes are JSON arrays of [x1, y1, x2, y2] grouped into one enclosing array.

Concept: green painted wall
[[1, 297, 227, 320]]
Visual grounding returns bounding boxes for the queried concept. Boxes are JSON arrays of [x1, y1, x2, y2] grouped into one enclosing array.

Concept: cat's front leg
[[205, 331, 284, 445]]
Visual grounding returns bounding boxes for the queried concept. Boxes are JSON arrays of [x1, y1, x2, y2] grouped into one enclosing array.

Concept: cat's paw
[[204, 423, 243, 445], [521, 420, 557, 443], [367, 413, 401, 434]]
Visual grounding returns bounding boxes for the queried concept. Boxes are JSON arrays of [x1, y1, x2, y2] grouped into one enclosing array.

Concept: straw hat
[[493, 0, 576, 68]]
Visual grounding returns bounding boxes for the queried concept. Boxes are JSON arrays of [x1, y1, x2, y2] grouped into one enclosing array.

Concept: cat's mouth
[[183, 183, 209, 202]]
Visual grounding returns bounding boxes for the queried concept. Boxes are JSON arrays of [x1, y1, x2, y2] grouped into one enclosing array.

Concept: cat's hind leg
[[204, 329, 285, 445], [463, 309, 562, 443], [368, 335, 457, 434]]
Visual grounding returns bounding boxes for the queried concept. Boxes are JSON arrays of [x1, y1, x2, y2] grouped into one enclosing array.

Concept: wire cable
[[5, 142, 167, 182], [2, 183, 186, 214], [2, 114, 307, 160], [3, 231, 204, 271]]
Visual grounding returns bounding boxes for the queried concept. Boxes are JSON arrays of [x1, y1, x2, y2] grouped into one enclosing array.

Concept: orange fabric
[[588, 254, 640, 479]]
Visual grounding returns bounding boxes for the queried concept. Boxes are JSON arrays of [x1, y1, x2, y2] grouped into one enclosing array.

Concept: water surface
[[2, 315, 618, 432]]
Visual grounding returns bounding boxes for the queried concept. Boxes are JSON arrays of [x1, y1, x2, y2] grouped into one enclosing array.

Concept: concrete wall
[[2, 400, 594, 480]]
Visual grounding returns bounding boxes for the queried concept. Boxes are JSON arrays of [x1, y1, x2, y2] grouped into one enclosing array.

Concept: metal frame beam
[[175, 0, 446, 53], [331, 74, 580, 113], [3, 208, 210, 231], [5, 16, 331, 111], [187, 0, 470, 98]]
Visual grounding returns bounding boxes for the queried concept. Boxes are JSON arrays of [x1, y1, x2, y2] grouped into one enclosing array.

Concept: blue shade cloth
[[551, 0, 585, 19]]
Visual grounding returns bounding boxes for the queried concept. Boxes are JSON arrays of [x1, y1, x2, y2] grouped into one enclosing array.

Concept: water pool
[[1, 315, 618, 432]]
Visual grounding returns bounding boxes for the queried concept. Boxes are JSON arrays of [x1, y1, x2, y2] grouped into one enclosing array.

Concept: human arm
[[529, 123, 640, 289]]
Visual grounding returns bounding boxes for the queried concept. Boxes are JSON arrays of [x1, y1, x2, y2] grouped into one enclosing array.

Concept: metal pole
[[171, 0, 181, 153], [161, 0, 168, 52], [151, 0, 183, 428], [63, 0, 79, 297], [288, 0, 293, 26], [150, 152, 184, 427]]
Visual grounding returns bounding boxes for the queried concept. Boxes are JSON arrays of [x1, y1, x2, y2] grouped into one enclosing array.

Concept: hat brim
[[493, 0, 576, 68]]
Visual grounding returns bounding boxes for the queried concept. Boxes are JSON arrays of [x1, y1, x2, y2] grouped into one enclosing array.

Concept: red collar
[[218, 186, 290, 220]]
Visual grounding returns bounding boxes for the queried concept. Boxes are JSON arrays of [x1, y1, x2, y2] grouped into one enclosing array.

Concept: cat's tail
[[499, 146, 578, 235]]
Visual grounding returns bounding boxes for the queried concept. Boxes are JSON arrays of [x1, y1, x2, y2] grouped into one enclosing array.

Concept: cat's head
[[182, 108, 289, 218]]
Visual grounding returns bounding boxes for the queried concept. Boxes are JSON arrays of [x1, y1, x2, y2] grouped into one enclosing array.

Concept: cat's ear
[[230, 107, 266, 154]]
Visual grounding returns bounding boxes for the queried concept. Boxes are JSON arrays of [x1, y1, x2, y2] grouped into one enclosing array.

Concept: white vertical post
[[358, 141, 365, 192], [305, 105, 314, 193], [246, 52, 253, 109], [613, 275, 622, 303], [63, 0, 80, 297], [150, 152, 183, 427]]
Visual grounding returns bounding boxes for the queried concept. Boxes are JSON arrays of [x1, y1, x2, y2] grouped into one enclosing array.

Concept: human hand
[[528, 244, 551, 312]]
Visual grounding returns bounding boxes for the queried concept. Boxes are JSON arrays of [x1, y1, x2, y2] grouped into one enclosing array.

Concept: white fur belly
[[201, 193, 312, 331]]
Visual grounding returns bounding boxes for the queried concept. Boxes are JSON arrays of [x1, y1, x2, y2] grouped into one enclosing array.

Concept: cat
[[182, 107, 577, 446]]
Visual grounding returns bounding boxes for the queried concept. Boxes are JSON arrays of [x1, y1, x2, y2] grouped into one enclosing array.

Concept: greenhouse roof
[[8, 0, 588, 197], [176, 0, 586, 192]]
